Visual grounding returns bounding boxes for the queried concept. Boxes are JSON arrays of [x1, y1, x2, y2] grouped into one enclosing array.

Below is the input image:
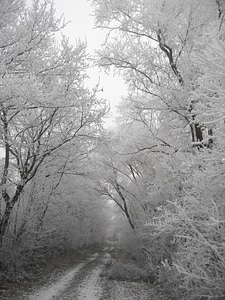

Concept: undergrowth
[[102, 250, 156, 283]]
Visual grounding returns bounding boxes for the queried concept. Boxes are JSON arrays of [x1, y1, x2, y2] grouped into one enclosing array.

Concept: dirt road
[[1, 249, 165, 300], [28, 252, 103, 300]]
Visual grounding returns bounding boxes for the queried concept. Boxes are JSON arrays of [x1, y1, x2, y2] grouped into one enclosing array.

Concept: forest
[[0, 0, 225, 299]]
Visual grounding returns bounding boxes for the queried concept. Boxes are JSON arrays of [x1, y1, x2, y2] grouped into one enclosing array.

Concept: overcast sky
[[54, 0, 100, 50], [53, 0, 127, 125]]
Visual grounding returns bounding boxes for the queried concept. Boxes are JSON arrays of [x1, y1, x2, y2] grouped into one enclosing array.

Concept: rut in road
[[28, 253, 99, 300], [76, 265, 103, 300]]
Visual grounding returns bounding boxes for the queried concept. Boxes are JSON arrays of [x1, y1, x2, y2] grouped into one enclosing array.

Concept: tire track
[[28, 253, 99, 300], [76, 265, 103, 300]]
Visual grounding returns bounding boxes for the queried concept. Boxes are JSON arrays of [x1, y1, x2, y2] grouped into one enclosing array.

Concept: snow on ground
[[28, 262, 86, 300], [102, 280, 162, 300], [23, 250, 165, 300], [28, 253, 99, 300], [76, 265, 103, 300]]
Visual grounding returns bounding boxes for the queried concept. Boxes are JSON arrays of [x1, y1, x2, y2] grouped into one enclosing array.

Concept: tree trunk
[[0, 184, 24, 247], [0, 202, 14, 246], [115, 182, 135, 230]]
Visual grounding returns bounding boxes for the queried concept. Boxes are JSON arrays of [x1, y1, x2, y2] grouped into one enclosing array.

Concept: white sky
[[53, 0, 127, 125]]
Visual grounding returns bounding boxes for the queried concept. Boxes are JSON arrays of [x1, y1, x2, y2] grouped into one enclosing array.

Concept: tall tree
[[0, 0, 107, 246], [92, 0, 219, 148], [92, 1, 225, 298]]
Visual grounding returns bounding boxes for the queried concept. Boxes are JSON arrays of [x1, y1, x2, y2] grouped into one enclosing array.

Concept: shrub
[[103, 257, 156, 283]]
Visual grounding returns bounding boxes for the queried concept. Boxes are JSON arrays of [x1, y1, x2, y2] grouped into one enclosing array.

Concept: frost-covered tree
[[0, 0, 107, 246], [95, 121, 187, 263], [0, 147, 111, 272], [92, 1, 225, 298], [92, 0, 220, 148]]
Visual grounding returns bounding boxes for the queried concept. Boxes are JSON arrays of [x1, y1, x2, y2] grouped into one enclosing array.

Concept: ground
[[0, 246, 168, 300]]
